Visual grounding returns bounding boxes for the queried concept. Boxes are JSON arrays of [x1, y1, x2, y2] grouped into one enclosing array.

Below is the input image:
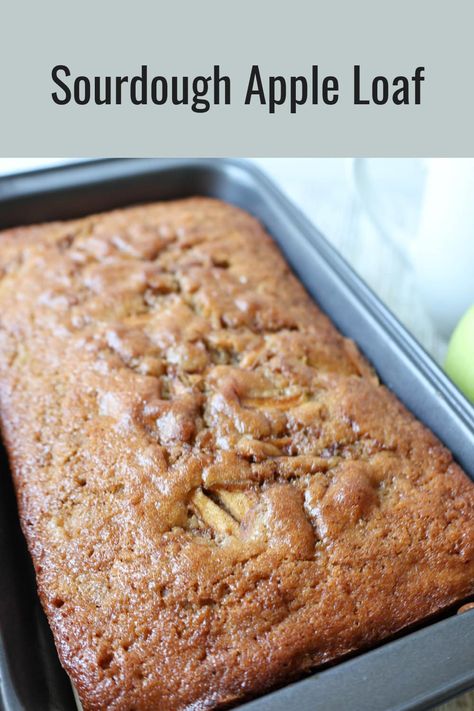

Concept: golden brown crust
[[0, 197, 472, 710]]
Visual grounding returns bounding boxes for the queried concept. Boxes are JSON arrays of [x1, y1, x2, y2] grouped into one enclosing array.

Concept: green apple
[[445, 305, 474, 404]]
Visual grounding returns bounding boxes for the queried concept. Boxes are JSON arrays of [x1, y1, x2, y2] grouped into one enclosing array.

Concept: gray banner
[[0, 0, 472, 156]]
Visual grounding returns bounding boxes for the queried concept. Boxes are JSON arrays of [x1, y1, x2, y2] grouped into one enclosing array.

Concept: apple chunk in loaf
[[0, 197, 473, 711]]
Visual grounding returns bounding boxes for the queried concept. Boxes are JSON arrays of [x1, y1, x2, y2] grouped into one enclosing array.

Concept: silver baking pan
[[0, 158, 473, 711]]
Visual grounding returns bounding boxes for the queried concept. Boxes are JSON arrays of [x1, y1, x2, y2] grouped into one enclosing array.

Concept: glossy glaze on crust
[[0, 198, 473, 710]]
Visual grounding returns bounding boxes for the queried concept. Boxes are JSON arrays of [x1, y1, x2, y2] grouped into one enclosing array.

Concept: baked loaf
[[0, 198, 473, 710]]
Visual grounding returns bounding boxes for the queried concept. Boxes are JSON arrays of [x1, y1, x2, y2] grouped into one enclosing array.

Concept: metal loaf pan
[[0, 159, 473, 711]]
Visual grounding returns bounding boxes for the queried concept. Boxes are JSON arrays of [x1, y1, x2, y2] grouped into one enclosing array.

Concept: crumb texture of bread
[[0, 198, 473, 710]]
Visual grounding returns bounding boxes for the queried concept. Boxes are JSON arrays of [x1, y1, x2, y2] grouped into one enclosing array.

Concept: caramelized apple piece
[[190, 489, 239, 537]]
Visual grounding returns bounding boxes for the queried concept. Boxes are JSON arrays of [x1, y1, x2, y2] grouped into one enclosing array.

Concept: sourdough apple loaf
[[0, 198, 473, 710]]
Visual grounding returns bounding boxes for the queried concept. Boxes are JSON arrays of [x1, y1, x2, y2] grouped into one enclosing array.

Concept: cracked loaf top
[[0, 197, 473, 711]]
